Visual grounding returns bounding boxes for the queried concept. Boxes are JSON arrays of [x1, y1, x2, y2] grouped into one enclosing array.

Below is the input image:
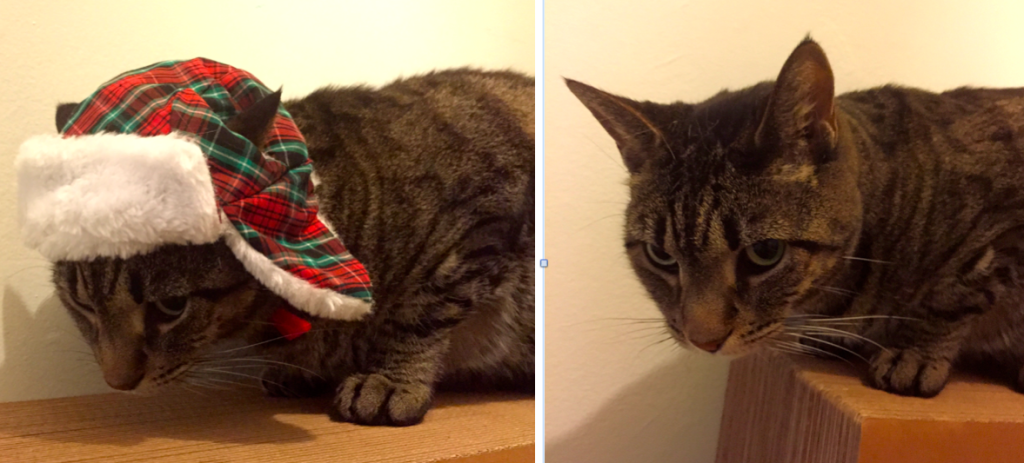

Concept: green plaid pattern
[[62, 58, 373, 302]]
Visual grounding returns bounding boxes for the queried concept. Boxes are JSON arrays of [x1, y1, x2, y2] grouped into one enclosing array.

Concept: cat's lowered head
[[49, 68, 535, 426], [567, 38, 862, 356], [49, 94, 287, 392], [569, 37, 1024, 397]]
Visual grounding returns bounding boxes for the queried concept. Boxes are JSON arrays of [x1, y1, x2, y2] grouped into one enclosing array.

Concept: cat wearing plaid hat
[[18, 59, 534, 426]]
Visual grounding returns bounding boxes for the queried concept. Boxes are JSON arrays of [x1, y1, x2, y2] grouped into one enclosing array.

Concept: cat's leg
[[869, 245, 1006, 397], [329, 323, 451, 426], [956, 236, 1024, 392]]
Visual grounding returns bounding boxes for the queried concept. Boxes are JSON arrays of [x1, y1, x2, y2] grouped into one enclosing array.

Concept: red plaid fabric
[[61, 58, 373, 303]]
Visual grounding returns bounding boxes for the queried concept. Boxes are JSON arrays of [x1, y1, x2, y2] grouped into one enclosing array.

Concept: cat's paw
[[329, 373, 433, 426], [868, 348, 951, 397], [260, 367, 329, 398]]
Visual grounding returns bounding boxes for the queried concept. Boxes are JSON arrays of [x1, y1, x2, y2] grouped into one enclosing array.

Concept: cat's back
[[375, 68, 534, 139], [289, 68, 533, 162], [287, 69, 534, 212], [837, 84, 1024, 167], [285, 70, 535, 293]]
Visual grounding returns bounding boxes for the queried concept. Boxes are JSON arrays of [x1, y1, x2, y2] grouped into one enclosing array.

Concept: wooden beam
[[0, 388, 534, 462]]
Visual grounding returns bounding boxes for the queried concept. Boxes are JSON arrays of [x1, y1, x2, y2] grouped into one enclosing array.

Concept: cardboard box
[[716, 351, 1024, 463]]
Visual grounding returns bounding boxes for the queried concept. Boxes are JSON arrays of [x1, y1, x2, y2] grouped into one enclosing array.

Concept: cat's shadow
[[23, 389, 530, 447], [0, 283, 111, 400], [35, 390, 326, 446], [546, 353, 729, 463], [0, 284, 317, 445]]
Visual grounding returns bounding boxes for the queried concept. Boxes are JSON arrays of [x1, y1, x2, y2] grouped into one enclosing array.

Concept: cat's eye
[[743, 239, 787, 269], [645, 243, 678, 269], [154, 296, 189, 318]]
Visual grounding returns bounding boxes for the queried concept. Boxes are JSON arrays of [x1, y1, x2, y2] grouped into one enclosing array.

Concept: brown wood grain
[[0, 388, 534, 463], [716, 351, 1024, 463]]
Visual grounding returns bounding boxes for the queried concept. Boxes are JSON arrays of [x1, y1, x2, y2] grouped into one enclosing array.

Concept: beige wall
[[0, 0, 533, 402], [544, 1, 1024, 461]]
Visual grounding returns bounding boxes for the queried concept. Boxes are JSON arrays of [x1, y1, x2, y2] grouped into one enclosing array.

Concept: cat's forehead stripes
[[63, 259, 133, 314], [73, 263, 89, 304], [659, 168, 737, 261]]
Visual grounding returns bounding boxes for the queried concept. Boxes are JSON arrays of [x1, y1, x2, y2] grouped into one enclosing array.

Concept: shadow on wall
[[0, 282, 108, 402], [547, 354, 730, 463]]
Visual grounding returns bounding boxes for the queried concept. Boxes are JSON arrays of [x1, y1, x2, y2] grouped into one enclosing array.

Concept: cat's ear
[[55, 103, 79, 132], [565, 78, 666, 174], [756, 38, 838, 163], [226, 88, 283, 148]]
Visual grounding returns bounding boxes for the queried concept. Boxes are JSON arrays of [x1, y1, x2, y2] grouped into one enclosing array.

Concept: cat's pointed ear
[[565, 78, 665, 174], [756, 38, 838, 162], [227, 88, 283, 148], [55, 103, 79, 132]]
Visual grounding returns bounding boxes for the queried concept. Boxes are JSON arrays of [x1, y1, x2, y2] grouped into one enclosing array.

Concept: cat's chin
[[116, 381, 163, 396], [711, 344, 765, 359], [676, 336, 762, 358]]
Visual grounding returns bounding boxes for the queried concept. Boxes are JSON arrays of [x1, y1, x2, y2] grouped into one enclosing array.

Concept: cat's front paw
[[260, 367, 329, 398], [868, 348, 951, 397], [330, 373, 433, 426]]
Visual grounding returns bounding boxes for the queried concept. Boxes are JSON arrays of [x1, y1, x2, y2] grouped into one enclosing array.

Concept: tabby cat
[[52, 69, 535, 425], [567, 37, 1024, 397]]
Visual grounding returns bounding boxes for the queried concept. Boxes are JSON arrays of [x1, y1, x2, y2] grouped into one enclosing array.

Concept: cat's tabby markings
[[53, 69, 534, 426], [569, 37, 1024, 397]]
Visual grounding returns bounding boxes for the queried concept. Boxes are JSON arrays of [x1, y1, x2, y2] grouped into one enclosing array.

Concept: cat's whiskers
[[210, 335, 291, 355], [181, 374, 231, 391], [590, 317, 666, 323], [768, 339, 855, 365], [842, 256, 893, 265], [572, 317, 665, 329], [810, 284, 859, 298], [577, 213, 624, 231], [178, 383, 213, 398], [191, 366, 282, 390], [637, 333, 677, 356], [614, 328, 675, 344], [784, 324, 888, 352], [782, 332, 868, 363], [196, 357, 323, 379], [768, 339, 817, 357], [612, 324, 671, 337], [186, 373, 265, 391], [792, 314, 922, 323]]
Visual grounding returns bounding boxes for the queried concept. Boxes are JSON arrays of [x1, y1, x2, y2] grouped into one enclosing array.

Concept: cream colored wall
[[0, 0, 533, 402], [544, 1, 1024, 462]]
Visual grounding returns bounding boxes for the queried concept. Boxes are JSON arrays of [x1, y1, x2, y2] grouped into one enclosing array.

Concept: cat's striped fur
[[52, 69, 534, 425], [568, 38, 1024, 397]]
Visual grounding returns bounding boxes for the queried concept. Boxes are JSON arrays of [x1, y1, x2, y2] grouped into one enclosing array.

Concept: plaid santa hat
[[16, 58, 373, 321]]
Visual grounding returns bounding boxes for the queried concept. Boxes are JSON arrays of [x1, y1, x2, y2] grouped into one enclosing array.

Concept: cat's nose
[[104, 368, 144, 390], [690, 331, 731, 353], [98, 342, 147, 391]]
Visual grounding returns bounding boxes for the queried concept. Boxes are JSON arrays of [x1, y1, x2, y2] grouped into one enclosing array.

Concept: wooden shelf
[[716, 351, 1024, 463], [0, 388, 534, 462]]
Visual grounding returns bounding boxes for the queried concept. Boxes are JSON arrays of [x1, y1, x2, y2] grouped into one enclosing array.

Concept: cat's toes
[[260, 368, 328, 398], [330, 373, 433, 426], [868, 348, 951, 397]]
